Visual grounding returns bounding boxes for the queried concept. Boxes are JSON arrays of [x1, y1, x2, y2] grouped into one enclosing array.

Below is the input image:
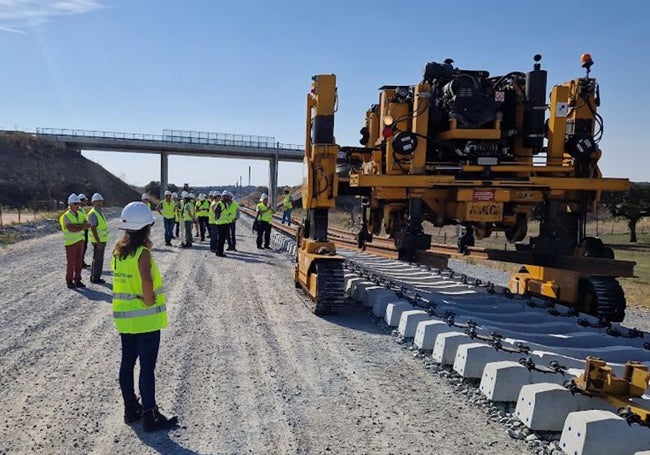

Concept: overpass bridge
[[29, 128, 306, 202]]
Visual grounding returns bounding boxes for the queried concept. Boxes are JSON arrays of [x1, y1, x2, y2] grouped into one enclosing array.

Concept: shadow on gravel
[[222, 253, 267, 264], [79, 288, 111, 303], [314, 300, 385, 335], [131, 425, 203, 455]]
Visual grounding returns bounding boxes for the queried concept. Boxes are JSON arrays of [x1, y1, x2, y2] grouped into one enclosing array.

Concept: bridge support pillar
[[269, 150, 279, 206], [160, 152, 169, 198]]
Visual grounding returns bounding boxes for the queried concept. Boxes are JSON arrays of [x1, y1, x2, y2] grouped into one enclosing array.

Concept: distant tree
[[144, 181, 161, 196], [168, 183, 179, 193], [601, 183, 650, 242]]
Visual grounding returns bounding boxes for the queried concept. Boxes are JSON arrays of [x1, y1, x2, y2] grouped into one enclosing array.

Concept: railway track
[[239, 207, 650, 454]]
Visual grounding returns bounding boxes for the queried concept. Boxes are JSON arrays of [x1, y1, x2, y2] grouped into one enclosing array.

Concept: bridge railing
[[35, 127, 303, 151]]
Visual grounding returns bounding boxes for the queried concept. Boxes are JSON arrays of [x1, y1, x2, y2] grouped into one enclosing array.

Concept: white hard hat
[[189, 192, 195, 198], [260, 193, 268, 200], [141, 193, 150, 201], [68, 193, 81, 204], [181, 191, 188, 198], [221, 190, 229, 197], [91, 193, 104, 202], [78, 193, 87, 201], [164, 190, 172, 196], [198, 194, 205, 201], [172, 192, 179, 199], [119, 201, 155, 231]]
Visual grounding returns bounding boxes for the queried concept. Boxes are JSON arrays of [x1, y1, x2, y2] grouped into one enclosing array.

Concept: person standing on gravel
[[181, 192, 195, 248], [255, 194, 274, 249], [87, 193, 109, 284], [214, 190, 232, 257], [111, 201, 178, 432], [208, 191, 221, 252], [281, 188, 293, 225], [60, 193, 91, 289], [78, 193, 91, 268], [172, 192, 180, 238], [195, 193, 210, 242], [227, 192, 239, 252], [141, 193, 153, 210], [156, 190, 176, 246]]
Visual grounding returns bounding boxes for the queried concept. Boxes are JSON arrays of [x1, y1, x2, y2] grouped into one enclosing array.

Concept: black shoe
[[74, 281, 86, 288], [257, 246, 263, 250], [232, 247, 238, 252], [216, 252, 227, 257], [67, 282, 76, 289], [90, 278, 106, 284], [264, 246, 272, 249], [226, 247, 234, 251], [124, 400, 143, 424], [165, 242, 172, 246], [142, 407, 178, 432]]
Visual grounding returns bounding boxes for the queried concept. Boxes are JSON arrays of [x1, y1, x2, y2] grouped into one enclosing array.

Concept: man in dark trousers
[[214, 190, 232, 257], [255, 194, 274, 249]]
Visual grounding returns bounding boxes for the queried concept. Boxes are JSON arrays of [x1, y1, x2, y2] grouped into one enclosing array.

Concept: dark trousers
[[163, 217, 175, 244], [119, 330, 160, 411], [228, 222, 236, 249], [65, 241, 84, 283], [209, 224, 218, 251], [256, 221, 271, 248], [184, 221, 193, 245], [282, 209, 292, 225], [174, 221, 179, 237], [216, 224, 230, 254], [90, 242, 105, 281], [198, 217, 209, 241]]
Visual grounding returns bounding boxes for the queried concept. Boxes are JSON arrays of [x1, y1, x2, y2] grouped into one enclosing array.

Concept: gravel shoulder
[[0, 216, 531, 454]]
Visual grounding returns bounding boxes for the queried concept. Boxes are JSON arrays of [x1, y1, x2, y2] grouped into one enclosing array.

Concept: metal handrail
[[34, 127, 303, 151]]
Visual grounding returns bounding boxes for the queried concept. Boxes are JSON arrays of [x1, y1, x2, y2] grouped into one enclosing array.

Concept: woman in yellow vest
[[61, 193, 91, 288], [111, 201, 178, 432]]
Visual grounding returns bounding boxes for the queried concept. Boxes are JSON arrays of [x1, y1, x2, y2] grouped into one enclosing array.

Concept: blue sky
[[1, 0, 649, 187]]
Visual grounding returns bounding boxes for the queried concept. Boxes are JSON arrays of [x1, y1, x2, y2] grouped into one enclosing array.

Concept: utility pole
[[248, 166, 251, 187]]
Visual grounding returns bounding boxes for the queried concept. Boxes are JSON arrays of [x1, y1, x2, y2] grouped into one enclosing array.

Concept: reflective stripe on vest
[[161, 200, 176, 219], [257, 203, 273, 222], [87, 207, 109, 243], [208, 200, 217, 224], [111, 246, 167, 334], [60, 210, 85, 246], [215, 200, 230, 225], [114, 304, 167, 319]]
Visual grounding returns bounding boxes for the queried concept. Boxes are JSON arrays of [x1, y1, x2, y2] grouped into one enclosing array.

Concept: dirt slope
[[0, 217, 526, 455], [0, 132, 140, 208]]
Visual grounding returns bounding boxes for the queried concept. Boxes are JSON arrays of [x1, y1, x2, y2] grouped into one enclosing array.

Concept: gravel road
[[0, 216, 528, 454]]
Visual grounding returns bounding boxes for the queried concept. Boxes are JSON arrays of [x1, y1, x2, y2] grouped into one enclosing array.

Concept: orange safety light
[[581, 53, 593, 69]]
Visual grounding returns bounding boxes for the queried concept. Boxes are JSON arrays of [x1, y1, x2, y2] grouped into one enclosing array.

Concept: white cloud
[[0, 0, 103, 32]]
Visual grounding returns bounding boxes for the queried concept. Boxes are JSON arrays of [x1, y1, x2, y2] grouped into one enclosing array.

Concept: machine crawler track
[[581, 276, 626, 322], [307, 260, 346, 315]]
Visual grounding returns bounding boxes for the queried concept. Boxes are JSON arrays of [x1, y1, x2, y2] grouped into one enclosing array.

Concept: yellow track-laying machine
[[295, 54, 632, 320]]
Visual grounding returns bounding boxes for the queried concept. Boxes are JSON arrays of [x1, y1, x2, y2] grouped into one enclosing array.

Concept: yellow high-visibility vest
[[183, 201, 194, 221], [87, 207, 109, 244], [196, 200, 210, 218], [257, 202, 273, 222], [228, 201, 240, 222], [208, 200, 218, 224], [215, 200, 230, 225], [160, 200, 176, 219], [60, 209, 86, 246], [111, 246, 167, 334], [283, 194, 292, 210]]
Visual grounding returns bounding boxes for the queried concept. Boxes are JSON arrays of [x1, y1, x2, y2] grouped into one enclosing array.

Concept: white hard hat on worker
[[119, 202, 155, 231]]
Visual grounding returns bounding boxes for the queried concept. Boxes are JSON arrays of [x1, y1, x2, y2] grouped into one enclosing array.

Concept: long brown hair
[[113, 225, 151, 260]]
